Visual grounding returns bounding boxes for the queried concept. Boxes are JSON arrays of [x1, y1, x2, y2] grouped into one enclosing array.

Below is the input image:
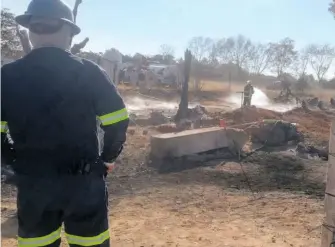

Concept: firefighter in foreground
[[1, 0, 129, 246], [243, 80, 254, 106]]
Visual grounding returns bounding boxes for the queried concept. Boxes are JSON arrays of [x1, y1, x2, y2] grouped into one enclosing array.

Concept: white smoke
[[226, 87, 296, 112], [126, 97, 178, 112]]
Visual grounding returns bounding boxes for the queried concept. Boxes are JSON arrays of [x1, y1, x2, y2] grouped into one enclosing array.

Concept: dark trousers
[[243, 95, 252, 106], [16, 175, 109, 247]]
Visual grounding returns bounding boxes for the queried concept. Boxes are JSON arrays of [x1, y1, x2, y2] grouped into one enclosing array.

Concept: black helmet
[[15, 0, 81, 35]]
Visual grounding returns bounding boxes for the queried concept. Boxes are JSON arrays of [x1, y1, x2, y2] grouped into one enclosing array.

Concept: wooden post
[[174, 49, 192, 122], [321, 120, 335, 247]]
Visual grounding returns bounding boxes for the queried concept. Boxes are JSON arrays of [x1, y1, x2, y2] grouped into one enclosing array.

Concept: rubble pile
[[245, 120, 302, 146], [154, 123, 179, 133], [209, 106, 282, 125], [173, 105, 217, 128], [303, 97, 333, 111], [129, 111, 170, 126], [307, 97, 319, 106], [187, 105, 208, 119], [149, 111, 170, 125], [295, 142, 329, 160], [206, 106, 331, 146]]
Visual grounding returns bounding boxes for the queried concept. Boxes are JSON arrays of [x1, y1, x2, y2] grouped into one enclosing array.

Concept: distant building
[[100, 48, 123, 84]]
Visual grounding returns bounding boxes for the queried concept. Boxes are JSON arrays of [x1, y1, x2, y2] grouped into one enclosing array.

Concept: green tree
[[1, 8, 22, 58]]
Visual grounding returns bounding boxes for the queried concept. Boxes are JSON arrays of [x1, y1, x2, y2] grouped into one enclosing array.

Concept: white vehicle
[[148, 64, 182, 86]]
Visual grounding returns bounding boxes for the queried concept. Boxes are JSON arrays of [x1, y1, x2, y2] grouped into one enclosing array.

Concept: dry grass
[[304, 88, 335, 100], [118, 78, 335, 99], [199, 80, 335, 101], [190, 80, 244, 93]]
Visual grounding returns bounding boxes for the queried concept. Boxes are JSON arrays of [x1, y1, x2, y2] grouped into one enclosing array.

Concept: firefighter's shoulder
[[2, 59, 23, 75], [1, 59, 24, 90], [77, 57, 107, 75], [78, 57, 115, 87]]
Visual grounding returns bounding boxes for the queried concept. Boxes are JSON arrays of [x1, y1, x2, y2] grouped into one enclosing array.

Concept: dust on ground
[[1, 87, 330, 247]]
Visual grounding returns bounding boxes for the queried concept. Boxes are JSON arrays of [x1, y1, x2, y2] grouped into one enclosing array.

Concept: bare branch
[[188, 36, 213, 62], [246, 43, 272, 74], [16, 24, 31, 54], [159, 44, 175, 64], [215, 38, 231, 64], [73, 0, 82, 24], [329, 0, 335, 18], [268, 37, 297, 77], [218, 35, 254, 72], [70, 0, 89, 54], [308, 44, 335, 82], [207, 40, 220, 65], [70, 37, 89, 54], [292, 47, 312, 78], [159, 44, 175, 57]]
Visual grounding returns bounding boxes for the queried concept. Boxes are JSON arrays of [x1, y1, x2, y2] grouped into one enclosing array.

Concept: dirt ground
[[1, 84, 331, 247], [1, 127, 327, 247]]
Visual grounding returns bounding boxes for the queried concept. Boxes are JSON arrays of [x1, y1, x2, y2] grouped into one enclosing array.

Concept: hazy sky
[[3, 0, 335, 58]]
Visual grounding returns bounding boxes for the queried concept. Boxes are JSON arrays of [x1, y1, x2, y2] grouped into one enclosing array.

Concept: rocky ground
[[1, 90, 331, 247]]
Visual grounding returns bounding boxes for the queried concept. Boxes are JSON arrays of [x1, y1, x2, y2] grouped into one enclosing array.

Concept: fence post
[[321, 120, 335, 247]]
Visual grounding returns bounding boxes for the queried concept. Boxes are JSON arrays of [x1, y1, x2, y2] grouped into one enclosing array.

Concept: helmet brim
[[15, 14, 81, 35]]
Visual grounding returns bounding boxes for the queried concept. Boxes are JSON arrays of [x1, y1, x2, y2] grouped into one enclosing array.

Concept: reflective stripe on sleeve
[[65, 229, 110, 246], [98, 108, 129, 126], [18, 227, 61, 247], [1, 121, 8, 133]]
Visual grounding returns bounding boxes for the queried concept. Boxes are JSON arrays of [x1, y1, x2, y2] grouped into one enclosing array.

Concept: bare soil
[[1, 87, 330, 247]]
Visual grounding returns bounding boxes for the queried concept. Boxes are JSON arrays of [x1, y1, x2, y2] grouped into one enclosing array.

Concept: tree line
[[2, 4, 335, 82], [182, 35, 335, 82]]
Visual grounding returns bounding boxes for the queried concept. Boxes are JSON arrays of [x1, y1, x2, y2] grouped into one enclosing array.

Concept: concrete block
[[150, 127, 230, 158]]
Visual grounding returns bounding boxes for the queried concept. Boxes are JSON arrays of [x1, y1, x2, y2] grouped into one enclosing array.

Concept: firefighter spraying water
[[243, 80, 255, 106]]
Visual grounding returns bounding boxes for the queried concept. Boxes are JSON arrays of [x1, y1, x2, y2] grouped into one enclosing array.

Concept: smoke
[[226, 87, 296, 112], [125, 87, 297, 116], [126, 97, 178, 112], [252, 88, 271, 106]]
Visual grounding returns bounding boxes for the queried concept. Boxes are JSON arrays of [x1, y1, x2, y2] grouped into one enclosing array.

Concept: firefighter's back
[[2, 47, 100, 174]]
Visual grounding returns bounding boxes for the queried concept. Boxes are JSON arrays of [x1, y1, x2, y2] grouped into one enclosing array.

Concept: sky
[[2, 0, 335, 57], [2, 0, 335, 78]]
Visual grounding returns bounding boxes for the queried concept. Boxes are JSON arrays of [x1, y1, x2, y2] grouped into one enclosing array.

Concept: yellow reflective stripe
[[1, 121, 8, 133], [65, 229, 110, 246], [98, 108, 128, 126], [18, 227, 61, 247]]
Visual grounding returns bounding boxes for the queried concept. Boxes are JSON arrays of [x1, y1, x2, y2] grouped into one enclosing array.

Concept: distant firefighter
[[243, 80, 254, 106]]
